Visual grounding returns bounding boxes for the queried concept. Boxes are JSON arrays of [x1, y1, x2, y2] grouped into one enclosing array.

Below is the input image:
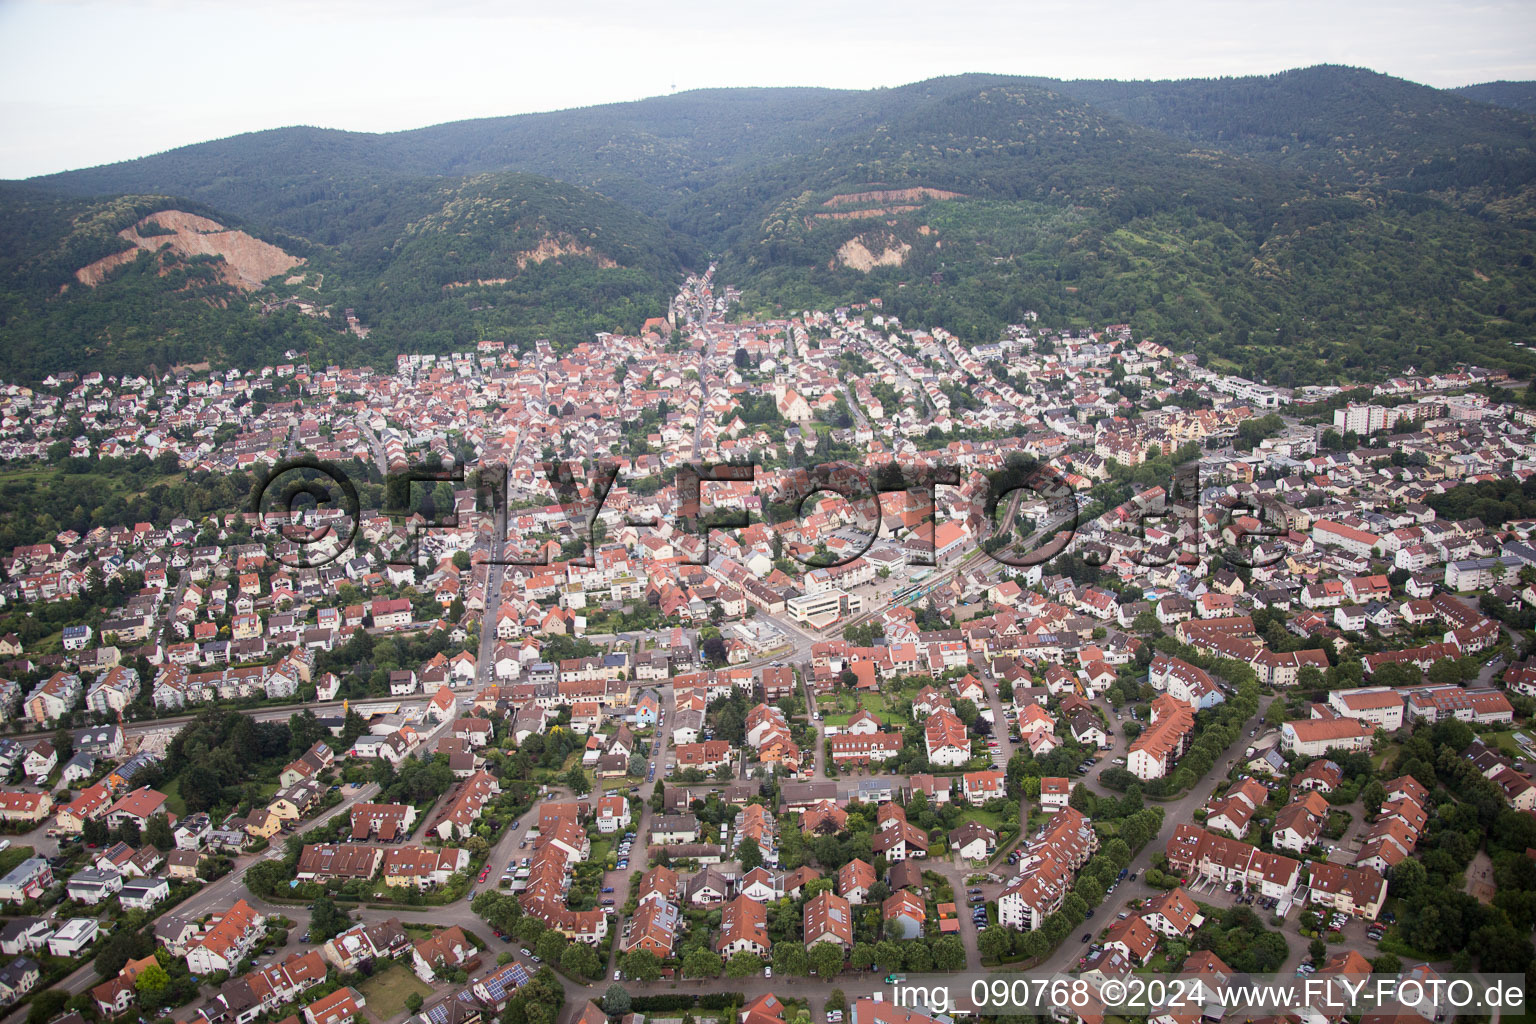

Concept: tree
[[83, 816, 109, 847], [94, 927, 155, 978], [53, 726, 73, 762], [1309, 938, 1327, 963], [682, 948, 723, 978], [978, 925, 1011, 962], [726, 951, 763, 977], [406, 993, 425, 1014], [536, 930, 567, 964], [562, 941, 599, 979], [604, 985, 632, 1015], [770, 940, 808, 976], [809, 941, 845, 978], [874, 940, 905, 974], [144, 813, 174, 851], [620, 949, 662, 982], [903, 944, 933, 972], [1361, 780, 1386, 816], [932, 936, 966, 971], [27, 990, 67, 1024], [849, 942, 876, 971], [562, 765, 592, 796], [702, 636, 728, 665], [134, 962, 171, 997], [738, 837, 763, 873], [309, 898, 352, 941]]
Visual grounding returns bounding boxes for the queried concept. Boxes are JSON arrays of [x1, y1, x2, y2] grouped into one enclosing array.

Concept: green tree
[[94, 928, 155, 979], [903, 944, 933, 972], [135, 962, 171, 997], [738, 837, 763, 873], [726, 951, 763, 977], [309, 897, 352, 941], [932, 936, 966, 971], [562, 765, 592, 796], [603, 985, 632, 1015], [561, 941, 599, 979], [772, 941, 809, 976], [620, 949, 662, 982], [27, 990, 67, 1024], [874, 940, 905, 974], [683, 948, 723, 978], [978, 925, 1010, 962], [53, 726, 74, 763], [144, 813, 174, 851], [82, 815, 110, 847], [536, 929, 567, 964], [809, 941, 845, 978]]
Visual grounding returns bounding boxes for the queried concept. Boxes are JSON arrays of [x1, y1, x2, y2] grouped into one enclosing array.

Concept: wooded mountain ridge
[[3, 65, 1534, 385]]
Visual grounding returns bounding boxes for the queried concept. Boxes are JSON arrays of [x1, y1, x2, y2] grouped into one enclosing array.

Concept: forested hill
[[1455, 82, 1536, 116], [6, 66, 1536, 385], [1046, 67, 1536, 207], [0, 173, 694, 378]]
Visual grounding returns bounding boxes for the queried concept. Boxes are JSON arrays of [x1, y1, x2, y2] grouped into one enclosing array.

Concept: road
[[838, 380, 871, 433], [110, 697, 426, 741], [355, 416, 392, 478], [690, 344, 709, 460], [477, 457, 512, 686]]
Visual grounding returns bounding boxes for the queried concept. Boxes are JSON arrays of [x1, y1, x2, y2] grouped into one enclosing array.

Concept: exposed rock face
[[836, 234, 911, 272], [76, 210, 301, 290], [514, 233, 618, 269], [822, 188, 964, 207]]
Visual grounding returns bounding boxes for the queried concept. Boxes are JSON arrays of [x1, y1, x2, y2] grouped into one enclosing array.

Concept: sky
[[2, 0, 1534, 179]]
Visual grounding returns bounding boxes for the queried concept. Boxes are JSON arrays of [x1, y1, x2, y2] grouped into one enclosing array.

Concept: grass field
[[959, 807, 1010, 830], [822, 691, 891, 728], [0, 846, 33, 877], [357, 963, 432, 1006], [159, 776, 187, 817], [1481, 726, 1531, 759]]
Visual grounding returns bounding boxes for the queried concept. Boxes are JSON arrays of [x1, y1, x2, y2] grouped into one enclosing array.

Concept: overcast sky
[[2, 0, 1533, 180]]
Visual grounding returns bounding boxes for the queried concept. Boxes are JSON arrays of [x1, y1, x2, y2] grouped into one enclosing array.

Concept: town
[[0, 265, 1531, 1024]]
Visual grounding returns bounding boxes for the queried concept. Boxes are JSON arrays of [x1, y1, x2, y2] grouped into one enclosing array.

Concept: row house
[[24, 672, 80, 723], [186, 899, 267, 974], [998, 807, 1098, 930], [1281, 717, 1375, 756], [828, 732, 902, 765], [427, 770, 499, 841], [1126, 695, 1195, 781], [1164, 824, 1301, 900]]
